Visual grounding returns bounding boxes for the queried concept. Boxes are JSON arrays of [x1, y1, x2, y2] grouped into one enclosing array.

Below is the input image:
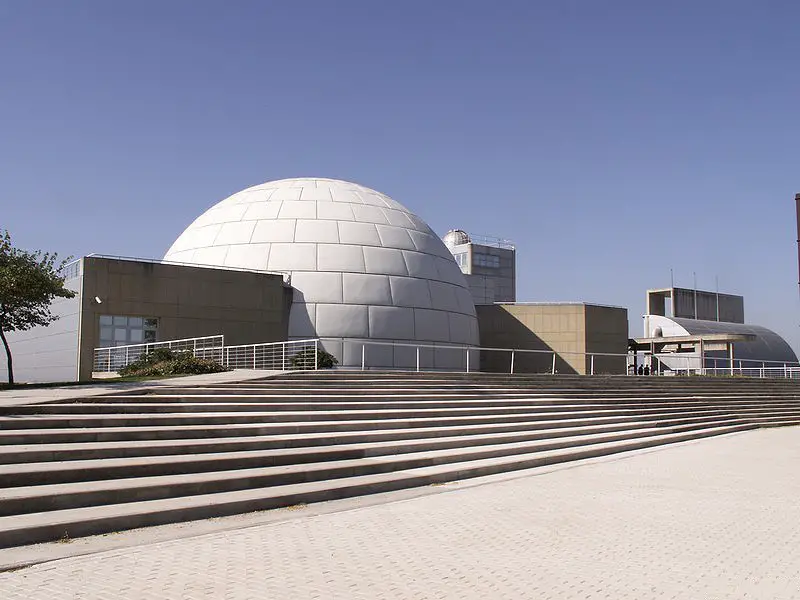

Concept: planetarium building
[[164, 177, 478, 368], [0, 177, 481, 381]]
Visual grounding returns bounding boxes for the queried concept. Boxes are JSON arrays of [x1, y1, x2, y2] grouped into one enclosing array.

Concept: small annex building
[[633, 287, 798, 372]]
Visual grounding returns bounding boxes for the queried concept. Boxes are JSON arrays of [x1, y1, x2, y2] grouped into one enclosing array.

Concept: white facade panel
[[251, 219, 296, 243], [363, 247, 408, 277], [214, 221, 257, 246], [243, 201, 282, 221], [278, 201, 316, 220], [317, 244, 366, 273], [291, 272, 344, 304], [375, 225, 417, 251], [315, 304, 369, 338], [295, 219, 340, 244], [389, 276, 433, 309], [343, 273, 392, 306], [267, 243, 317, 272], [192, 246, 230, 266], [317, 202, 355, 221], [369, 306, 415, 340], [337, 221, 382, 247], [224, 243, 270, 270]]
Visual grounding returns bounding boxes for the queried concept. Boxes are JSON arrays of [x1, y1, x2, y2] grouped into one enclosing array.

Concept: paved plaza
[[1, 426, 799, 599]]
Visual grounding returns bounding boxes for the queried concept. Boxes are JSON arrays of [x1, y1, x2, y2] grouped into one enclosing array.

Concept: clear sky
[[2, 1, 799, 350]]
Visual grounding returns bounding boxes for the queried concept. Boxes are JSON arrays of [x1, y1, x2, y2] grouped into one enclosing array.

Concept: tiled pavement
[[1, 426, 799, 599]]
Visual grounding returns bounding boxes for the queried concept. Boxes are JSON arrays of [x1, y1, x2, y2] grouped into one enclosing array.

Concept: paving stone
[[1, 427, 799, 599]]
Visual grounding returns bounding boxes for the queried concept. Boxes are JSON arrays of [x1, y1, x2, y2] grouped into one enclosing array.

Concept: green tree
[[0, 230, 76, 385]]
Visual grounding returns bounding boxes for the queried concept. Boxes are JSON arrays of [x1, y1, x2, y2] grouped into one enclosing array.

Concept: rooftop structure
[[442, 229, 516, 305], [646, 287, 744, 324]]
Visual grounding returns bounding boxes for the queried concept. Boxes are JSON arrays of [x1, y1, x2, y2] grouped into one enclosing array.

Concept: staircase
[[1, 371, 799, 548]]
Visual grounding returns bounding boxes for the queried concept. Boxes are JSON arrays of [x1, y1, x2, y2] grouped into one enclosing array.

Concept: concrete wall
[[0, 271, 82, 384], [78, 257, 291, 380], [584, 304, 629, 374], [476, 303, 628, 375]]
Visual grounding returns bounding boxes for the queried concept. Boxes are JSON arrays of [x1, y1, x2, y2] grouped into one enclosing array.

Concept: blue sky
[[2, 1, 799, 349]]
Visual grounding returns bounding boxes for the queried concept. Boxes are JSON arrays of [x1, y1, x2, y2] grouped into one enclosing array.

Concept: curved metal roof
[[666, 316, 797, 364]]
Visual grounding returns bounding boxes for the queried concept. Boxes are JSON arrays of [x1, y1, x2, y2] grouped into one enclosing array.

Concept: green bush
[[118, 348, 228, 377], [290, 348, 339, 369]]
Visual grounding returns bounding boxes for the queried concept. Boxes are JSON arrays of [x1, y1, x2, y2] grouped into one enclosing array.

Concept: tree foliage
[[0, 230, 76, 384]]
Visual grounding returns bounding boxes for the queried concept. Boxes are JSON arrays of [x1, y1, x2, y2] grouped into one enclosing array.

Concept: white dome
[[165, 178, 479, 368], [442, 229, 471, 249]]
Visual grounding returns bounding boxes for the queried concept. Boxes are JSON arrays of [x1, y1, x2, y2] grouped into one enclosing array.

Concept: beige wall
[[584, 304, 629, 374], [78, 257, 291, 379], [476, 303, 628, 375]]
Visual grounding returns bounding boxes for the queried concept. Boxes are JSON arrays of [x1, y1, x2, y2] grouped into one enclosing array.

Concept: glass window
[[473, 253, 500, 268], [99, 314, 158, 348]]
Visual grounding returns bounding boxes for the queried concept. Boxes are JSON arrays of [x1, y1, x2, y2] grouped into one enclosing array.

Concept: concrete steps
[[0, 371, 798, 547], [0, 425, 755, 548]]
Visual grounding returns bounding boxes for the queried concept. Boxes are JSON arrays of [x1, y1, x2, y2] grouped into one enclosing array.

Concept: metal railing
[[653, 354, 800, 379], [323, 339, 630, 375], [59, 258, 82, 281], [93, 336, 322, 373], [93, 335, 225, 372], [222, 339, 320, 371], [93, 333, 800, 381]]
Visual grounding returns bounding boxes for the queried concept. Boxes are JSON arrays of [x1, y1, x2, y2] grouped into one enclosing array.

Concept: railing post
[[253, 345, 257, 369], [416, 347, 420, 372], [466, 348, 470, 373], [590, 354, 594, 375], [362, 344, 366, 371], [510, 350, 515, 374], [125, 347, 129, 368], [314, 340, 319, 370], [282, 343, 286, 371], [107, 350, 111, 372], [193, 339, 197, 357], [551, 352, 556, 375]]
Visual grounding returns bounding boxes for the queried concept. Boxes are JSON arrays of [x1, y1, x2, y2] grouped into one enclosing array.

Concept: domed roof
[[442, 229, 471, 249], [164, 178, 479, 367]]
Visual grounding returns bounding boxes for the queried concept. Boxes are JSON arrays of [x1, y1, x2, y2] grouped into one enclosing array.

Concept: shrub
[[290, 348, 339, 369], [118, 349, 228, 377]]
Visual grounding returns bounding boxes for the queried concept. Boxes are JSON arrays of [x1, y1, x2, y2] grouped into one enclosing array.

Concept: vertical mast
[[796, 194, 800, 300]]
